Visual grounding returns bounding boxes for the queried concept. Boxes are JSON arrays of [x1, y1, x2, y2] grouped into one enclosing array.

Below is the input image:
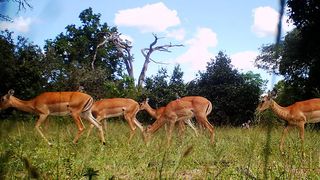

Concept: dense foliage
[[0, 30, 46, 99], [187, 51, 265, 126], [1, 1, 320, 127], [255, 0, 320, 102]]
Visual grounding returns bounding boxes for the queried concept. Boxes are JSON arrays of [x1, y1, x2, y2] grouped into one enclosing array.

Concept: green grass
[[0, 117, 319, 179]]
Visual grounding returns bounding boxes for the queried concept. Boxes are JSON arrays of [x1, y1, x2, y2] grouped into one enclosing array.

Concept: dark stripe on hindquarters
[[83, 97, 93, 112]]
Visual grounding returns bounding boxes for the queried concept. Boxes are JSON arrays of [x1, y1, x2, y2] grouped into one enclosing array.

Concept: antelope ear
[[271, 89, 277, 98], [8, 89, 14, 96], [146, 98, 149, 102]]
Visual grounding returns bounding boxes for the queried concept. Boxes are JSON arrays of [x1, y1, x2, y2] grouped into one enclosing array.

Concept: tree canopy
[[188, 51, 265, 126], [255, 0, 320, 101]]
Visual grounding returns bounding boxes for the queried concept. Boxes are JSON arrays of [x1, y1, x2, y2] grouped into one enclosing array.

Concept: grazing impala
[[144, 96, 214, 145], [256, 90, 320, 152], [0, 89, 105, 146], [87, 98, 144, 142], [139, 98, 198, 137]]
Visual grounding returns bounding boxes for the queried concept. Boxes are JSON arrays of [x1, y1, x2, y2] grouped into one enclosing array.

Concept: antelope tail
[[206, 101, 213, 115]]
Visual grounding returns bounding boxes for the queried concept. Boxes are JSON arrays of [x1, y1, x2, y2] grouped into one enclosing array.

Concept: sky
[[0, 0, 294, 89]]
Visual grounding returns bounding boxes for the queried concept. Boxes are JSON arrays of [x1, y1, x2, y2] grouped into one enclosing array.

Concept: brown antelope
[[144, 96, 214, 145], [0, 89, 105, 146], [256, 90, 320, 152], [139, 98, 198, 137], [87, 98, 144, 142]]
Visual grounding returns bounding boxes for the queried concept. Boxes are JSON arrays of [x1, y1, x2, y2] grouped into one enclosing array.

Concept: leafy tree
[[144, 68, 170, 107], [256, 0, 320, 100], [0, 30, 45, 98], [42, 8, 125, 97], [144, 65, 187, 107], [169, 65, 187, 98], [188, 51, 265, 126], [287, 0, 320, 98]]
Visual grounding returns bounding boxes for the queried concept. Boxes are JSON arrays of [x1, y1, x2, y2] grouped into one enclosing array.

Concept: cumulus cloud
[[166, 28, 186, 41], [114, 2, 180, 32], [231, 51, 259, 71], [251, 6, 294, 37], [0, 16, 32, 33], [175, 27, 218, 71]]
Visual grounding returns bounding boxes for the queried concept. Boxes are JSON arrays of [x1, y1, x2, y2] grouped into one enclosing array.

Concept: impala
[[256, 90, 320, 152], [139, 98, 198, 137], [0, 89, 105, 146], [144, 96, 214, 145], [87, 98, 144, 142]]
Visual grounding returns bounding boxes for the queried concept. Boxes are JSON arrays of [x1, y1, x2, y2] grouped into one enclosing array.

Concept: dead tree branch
[[138, 33, 184, 87]]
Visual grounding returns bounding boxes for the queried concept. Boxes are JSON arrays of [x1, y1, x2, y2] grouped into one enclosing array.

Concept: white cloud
[[114, 2, 180, 33], [175, 27, 218, 71], [231, 51, 259, 71], [251, 6, 294, 37], [0, 16, 32, 33], [166, 28, 186, 41]]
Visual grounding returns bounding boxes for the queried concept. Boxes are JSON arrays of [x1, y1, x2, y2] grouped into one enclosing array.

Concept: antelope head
[[256, 89, 277, 113], [139, 98, 149, 110], [0, 89, 15, 110]]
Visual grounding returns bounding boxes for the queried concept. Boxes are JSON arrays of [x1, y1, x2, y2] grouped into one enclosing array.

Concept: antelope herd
[[1, 89, 320, 153]]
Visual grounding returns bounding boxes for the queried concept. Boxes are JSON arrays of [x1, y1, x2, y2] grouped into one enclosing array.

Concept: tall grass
[[0, 117, 319, 179]]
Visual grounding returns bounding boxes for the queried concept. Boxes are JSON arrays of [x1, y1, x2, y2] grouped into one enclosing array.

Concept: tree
[[287, 0, 320, 98], [0, 30, 45, 99], [144, 68, 170, 107], [189, 51, 265, 126], [106, 32, 134, 79], [0, 0, 32, 21], [42, 8, 124, 97], [169, 65, 187, 98], [255, 0, 320, 101], [138, 34, 183, 87], [143, 65, 187, 108]]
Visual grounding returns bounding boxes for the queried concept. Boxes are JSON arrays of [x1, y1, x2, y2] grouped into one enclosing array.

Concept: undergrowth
[[0, 117, 319, 179]]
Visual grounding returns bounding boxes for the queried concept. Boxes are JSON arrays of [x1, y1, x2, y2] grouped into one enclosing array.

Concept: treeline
[[2, 0, 320, 127], [0, 8, 265, 126]]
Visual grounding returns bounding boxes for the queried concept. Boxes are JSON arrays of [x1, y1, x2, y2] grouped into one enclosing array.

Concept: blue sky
[[1, 0, 294, 88]]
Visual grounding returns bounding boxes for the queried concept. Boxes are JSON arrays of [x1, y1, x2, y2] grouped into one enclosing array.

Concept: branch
[[153, 43, 184, 52], [138, 34, 184, 87], [15, 0, 32, 12], [91, 37, 108, 70]]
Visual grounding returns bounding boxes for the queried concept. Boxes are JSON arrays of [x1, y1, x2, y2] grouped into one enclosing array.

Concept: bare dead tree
[[138, 33, 183, 87], [108, 32, 134, 78], [92, 32, 134, 79]]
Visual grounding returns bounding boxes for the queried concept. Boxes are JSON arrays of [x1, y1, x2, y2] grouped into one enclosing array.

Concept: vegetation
[[255, 0, 320, 102], [0, 118, 319, 179], [1, 0, 320, 178]]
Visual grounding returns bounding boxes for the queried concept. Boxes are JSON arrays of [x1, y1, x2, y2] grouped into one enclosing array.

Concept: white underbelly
[[307, 117, 320, 123], [306, 110, 320, 123]]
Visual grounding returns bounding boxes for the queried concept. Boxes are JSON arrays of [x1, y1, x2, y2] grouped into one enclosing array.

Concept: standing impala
[[144, 96, 214, 145], [0, 89, 105, 146], [139, 98, 198, 137], [256, 90, 320, 152], [87, 98, 144, 142]]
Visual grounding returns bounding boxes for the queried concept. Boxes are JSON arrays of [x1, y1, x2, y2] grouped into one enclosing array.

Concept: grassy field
[[0, 117, 319, 179]]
